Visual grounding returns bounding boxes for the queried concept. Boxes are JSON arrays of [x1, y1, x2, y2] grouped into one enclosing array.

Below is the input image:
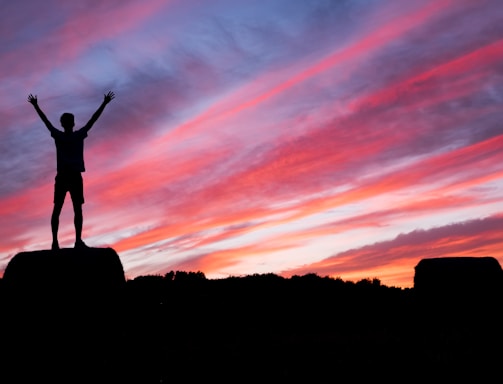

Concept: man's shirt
[[50, 128, 88, 173]]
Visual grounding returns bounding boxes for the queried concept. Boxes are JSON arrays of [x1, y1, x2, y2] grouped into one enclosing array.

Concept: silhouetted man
[[28, 91, 115, 250]]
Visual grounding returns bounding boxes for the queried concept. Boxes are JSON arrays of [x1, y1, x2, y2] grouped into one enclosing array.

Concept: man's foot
[[52, 241, 60, 250], [74, 240, 89, 249]]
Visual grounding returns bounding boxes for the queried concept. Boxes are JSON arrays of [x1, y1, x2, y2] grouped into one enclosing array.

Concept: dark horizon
[[1, 249, 502, 382]]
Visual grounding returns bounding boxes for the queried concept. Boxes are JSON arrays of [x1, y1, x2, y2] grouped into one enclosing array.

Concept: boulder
[[1, 247, 127, 382], [413, 256, 503, 319], [414, 256, 503, 294], [3, 247, 125, 292]]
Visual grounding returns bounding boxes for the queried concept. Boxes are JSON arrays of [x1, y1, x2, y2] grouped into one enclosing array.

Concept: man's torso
[[51, 128, 88, 173]]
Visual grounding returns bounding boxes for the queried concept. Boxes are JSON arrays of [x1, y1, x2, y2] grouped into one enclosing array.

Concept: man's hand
[[104, 91, 115, 104], [28, 94, 38, 106], [82, 91, 115, 132], [28, 93, 54, 130]]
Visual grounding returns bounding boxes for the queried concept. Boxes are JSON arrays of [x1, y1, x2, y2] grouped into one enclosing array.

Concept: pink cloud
[[0, 0, 172, 83], [151, 0, 455, 149], [349, 38, 503, 114], [282, 214, 503, 288]]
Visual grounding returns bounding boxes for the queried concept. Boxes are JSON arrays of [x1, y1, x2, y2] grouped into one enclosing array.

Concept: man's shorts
[[54, 171, 84, 205]]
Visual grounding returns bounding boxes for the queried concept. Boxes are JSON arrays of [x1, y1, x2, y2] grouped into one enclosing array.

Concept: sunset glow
[[1, 0, 502, 288]]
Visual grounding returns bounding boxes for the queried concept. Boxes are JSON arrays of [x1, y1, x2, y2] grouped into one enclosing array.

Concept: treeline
[[124, 271, 413, 338], [125, 270, 406, 305], [122, 272, 415, 382]]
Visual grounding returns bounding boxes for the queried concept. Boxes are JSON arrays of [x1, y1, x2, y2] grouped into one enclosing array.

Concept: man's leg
[[70, 172, 88, 248], [73, 199, 88, 248], [73, 201, 85, 246], [51, 201, 63, 250]]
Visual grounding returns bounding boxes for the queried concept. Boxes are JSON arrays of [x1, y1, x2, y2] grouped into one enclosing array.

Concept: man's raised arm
[[27, 94, 56, 131], [83, 91, 115, 133]]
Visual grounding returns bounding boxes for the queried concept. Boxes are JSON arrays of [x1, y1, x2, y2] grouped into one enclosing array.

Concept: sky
[[1, 0, 502, 288]]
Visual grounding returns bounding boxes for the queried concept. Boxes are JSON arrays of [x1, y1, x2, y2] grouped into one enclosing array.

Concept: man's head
[[60, 112, 75, 132]]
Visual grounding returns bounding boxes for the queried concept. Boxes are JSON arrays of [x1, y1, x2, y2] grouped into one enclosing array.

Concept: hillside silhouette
[[0, 250, 502, 383]]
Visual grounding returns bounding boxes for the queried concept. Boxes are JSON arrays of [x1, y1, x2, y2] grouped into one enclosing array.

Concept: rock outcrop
[[3, 247, 125, 292], [1, 247, 127, 383], [414, 256, 503, 294], [413, 256, 503, 322]]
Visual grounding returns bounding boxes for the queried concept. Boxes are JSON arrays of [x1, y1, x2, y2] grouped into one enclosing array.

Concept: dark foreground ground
[[1, 270, 502, 383]]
